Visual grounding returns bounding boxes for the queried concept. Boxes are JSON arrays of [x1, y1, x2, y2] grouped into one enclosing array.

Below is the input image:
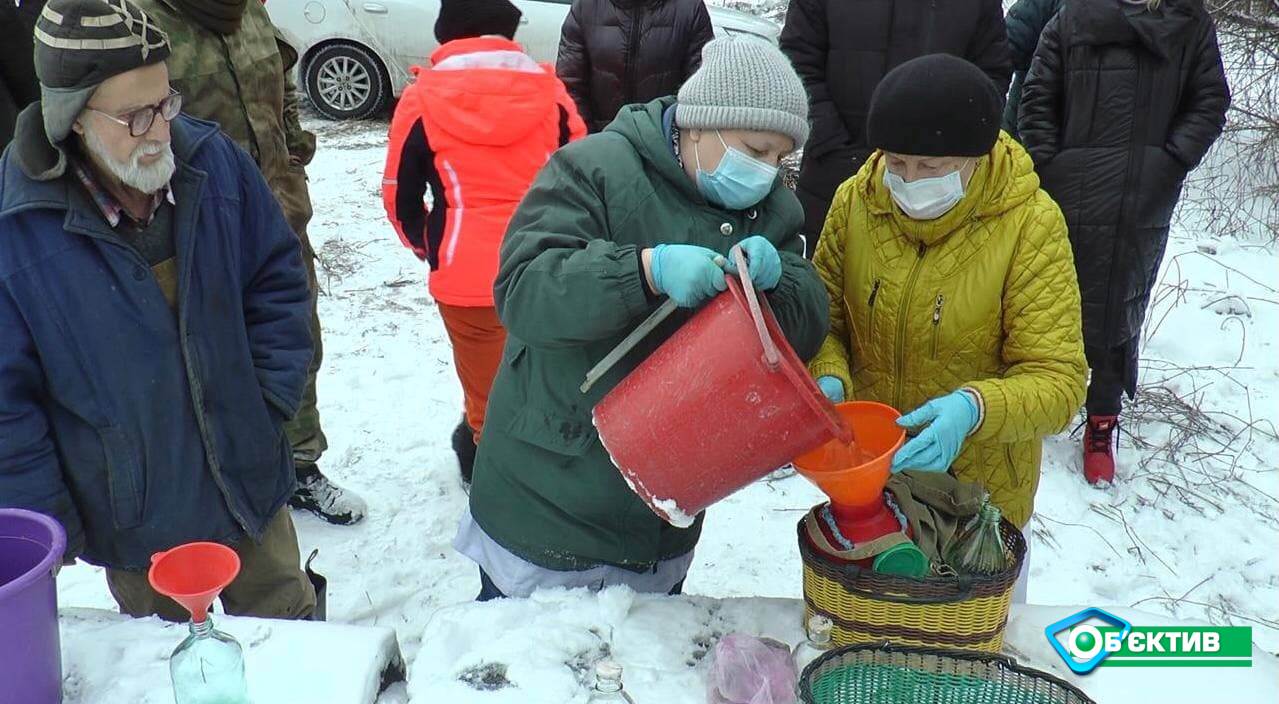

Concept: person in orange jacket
[[382, 0, 586, 484]]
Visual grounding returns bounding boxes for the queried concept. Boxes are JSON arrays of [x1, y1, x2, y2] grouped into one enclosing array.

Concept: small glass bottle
[[587, 660, 636, 703], [945, 501, 1009, 576], [792, 614, 834, 673], [170, 615, 249, 704]]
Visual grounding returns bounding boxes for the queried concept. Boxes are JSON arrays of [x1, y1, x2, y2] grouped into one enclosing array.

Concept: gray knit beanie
[[28, 0, 169, 178], [676, 36, 810, 148]]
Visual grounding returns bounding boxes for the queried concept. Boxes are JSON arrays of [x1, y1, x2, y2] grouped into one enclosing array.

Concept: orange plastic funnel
[[793, 401, 906, 507], [147, 542, 240, 623]]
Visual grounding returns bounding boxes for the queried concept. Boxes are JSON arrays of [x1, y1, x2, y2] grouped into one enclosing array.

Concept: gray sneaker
[[289, 464, 368, 525]]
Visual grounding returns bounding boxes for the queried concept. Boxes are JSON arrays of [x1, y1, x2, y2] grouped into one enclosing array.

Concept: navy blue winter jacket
[[0, 113, 312, 570]]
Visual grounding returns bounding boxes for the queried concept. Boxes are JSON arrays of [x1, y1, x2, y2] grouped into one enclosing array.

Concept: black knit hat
[[867, 54, 1002, 157], [434, 0, 523, 44]]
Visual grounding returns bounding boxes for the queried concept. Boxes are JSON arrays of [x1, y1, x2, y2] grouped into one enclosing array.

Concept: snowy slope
[[53, 106, 1277, 701]]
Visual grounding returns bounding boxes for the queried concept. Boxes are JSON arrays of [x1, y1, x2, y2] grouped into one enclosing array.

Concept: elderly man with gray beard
[[0, 0, 320, 621]]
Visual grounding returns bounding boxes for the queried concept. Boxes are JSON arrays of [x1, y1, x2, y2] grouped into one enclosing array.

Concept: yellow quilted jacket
[[809, 133, 1087, 528]]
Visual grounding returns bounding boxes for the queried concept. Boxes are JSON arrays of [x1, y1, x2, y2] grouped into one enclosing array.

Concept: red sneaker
[[1083, 415, 1118, 486]]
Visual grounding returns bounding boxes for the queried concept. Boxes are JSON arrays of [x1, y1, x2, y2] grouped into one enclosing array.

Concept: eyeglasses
[[86, 90, 182, 138]]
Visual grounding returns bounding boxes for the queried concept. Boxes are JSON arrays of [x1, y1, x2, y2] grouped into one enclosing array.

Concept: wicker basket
[[799, 517, 1026, 652], [799, 644, 1095, 704]]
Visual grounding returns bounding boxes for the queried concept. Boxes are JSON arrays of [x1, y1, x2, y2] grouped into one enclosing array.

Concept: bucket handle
[[581, 297, 680, 394], [732, 253, 854, 445], [733, 247, 781, 371]]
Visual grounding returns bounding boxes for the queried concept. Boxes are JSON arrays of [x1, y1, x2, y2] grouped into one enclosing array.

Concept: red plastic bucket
[[594, 273, 851, 527]]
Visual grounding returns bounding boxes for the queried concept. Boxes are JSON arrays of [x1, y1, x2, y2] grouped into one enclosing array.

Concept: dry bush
[[1184, 1, 1279, 240]]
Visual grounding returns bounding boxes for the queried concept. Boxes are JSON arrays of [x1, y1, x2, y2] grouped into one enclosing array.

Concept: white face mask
[[882, 162, 971, 220]]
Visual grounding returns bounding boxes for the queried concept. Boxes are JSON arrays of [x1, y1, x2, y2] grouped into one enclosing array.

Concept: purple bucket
[[0, 509, 66, 704]]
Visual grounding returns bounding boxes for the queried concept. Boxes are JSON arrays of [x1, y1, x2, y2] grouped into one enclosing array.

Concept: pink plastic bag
[[706, 633, 799, 704]]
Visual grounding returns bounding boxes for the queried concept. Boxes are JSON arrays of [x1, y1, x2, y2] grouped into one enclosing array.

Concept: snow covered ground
[[54, 107, 1278, 701]]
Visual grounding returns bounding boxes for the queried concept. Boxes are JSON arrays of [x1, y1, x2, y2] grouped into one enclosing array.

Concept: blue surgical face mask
[[694, 131, 779, 211], [882, 161, 972, 220]]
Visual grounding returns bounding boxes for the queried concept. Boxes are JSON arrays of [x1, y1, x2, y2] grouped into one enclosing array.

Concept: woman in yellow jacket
[[810, 55, 1087, 556]]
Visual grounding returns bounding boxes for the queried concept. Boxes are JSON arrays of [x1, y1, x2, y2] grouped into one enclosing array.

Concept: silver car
[[267, 0, 781, 120]]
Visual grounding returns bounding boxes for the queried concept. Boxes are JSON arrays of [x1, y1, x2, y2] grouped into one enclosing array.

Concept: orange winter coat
[[383, 37, 585, 306]]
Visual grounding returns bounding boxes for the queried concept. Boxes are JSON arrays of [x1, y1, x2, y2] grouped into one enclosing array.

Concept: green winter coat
[[132, 0, 316, 236], [469, 98, 830, 572]]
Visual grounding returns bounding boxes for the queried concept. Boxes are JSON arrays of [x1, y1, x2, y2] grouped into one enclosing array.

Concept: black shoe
[[452, 417, 477, 485], [289, 463, 367, 525]]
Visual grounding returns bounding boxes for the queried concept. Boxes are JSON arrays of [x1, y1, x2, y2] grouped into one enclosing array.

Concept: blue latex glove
[[723, 235, 782, 291], [817, 376, 845, 403], [891, 391, 979, 474], [650, 244, 728, 307]]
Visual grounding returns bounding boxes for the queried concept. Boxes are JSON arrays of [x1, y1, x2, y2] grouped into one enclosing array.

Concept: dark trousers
[[477, 568, 505, 602], [1085, 338, 1140, 416], [106, 510, 316, 621], [476, 569, 685, 601]]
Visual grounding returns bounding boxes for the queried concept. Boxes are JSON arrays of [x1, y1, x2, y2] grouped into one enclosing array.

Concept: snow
[[51, 105, 1278, 701], [652, 497, 698, 529], [408, 588, 804, 704], [59, 607, 401, 703], [409, 588, 1279, 704]]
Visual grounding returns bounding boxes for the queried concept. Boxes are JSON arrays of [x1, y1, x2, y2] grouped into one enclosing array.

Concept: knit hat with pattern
[[35, 0, 170, 144]]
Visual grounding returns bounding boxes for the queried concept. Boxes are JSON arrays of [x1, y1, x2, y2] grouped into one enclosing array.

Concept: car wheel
[[304, 42, 390, 120]]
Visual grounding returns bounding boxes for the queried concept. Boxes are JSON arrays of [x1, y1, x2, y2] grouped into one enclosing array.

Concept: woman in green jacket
[[456, 36, 830, 600]]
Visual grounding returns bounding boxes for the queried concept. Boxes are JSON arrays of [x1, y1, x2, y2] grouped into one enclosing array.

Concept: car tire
[[304, 42, 390, 120]]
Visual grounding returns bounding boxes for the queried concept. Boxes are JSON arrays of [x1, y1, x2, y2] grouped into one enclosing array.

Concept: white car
[[267, 0, 780, 120]]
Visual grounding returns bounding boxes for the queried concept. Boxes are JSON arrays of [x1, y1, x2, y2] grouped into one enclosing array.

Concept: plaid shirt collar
[[71, 157, 175, 229]]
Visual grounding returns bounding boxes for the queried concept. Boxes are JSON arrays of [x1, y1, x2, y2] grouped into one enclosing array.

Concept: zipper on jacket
[[893, 242, 928, 409], [930, 293, 945, 360], [867, 278, 882, 342], [623, 5, 642, 105]]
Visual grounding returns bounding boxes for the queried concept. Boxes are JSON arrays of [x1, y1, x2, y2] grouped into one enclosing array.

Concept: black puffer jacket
[[1001, 0, 1064, 140], [556, 0, 714, 134], [1019, 0, 1229, 356], [16, 0, 45, 33], [780, 0, 1012, 244], [1, 1, 40, 150]]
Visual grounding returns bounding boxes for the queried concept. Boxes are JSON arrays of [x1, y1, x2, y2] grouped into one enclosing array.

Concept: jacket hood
[[1, 112, 220, 218], [419, 37, 558, 147], [604, 97, 706, 202], [1069, 0, 1199, 60], [858, 131, 1043, 247]]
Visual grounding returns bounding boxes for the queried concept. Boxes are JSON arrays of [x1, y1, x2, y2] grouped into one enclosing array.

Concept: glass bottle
[[587, 660, 636, 703], [170, 615, 249, 704], [792, 614, 834, 673], [945, 501, 1009, 576]]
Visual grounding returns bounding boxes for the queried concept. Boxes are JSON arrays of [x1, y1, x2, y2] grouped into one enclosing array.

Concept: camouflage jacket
[[133, 0, 316, 236]]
